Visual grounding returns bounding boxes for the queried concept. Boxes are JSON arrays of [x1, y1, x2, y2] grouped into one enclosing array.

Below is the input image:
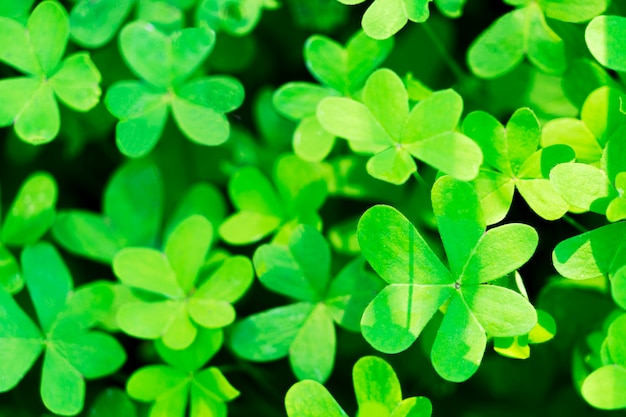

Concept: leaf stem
[[412, 171, 429, 190], [562, 214, 588, 234], [420, 21, 467, 82]]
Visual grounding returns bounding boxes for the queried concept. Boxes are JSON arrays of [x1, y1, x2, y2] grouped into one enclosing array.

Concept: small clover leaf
[[0, 1, 102, 144], [463, 107, 574, 224], [286, 356, 432, 417], [229, 225, 384, 382], [467, 2, 566, 79], [89, 387, 137, 417], [273, 30, 393, 161], [219, 154, 328, 245], [586, 15, 626, 73], [0, 242, 126, 416], [358, 176, 538, 382], [317, 68, 482, 184], [105, 21, 244, 157], [196, 0, 280, 36], [114, 215, 253, 350], [127, 328, 239, 417], [336, 0, 432, 40], [53, 159, 163, 263], [539, 0, 607, 23]]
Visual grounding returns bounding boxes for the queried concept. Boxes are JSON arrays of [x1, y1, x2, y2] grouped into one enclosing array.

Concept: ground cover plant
[[2, 0, 626, 416]]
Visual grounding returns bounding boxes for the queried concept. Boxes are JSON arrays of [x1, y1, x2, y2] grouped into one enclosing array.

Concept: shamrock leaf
[[105, 21, 244, 157], [53, 159, 163, 263], [285, 356, 432, 417], [229, 225, 384, 382], [114, 215, 253, 350], [0, 171, 57, 293], [586, 15, 626, 73], [463, 108, 574, 224], [539, 0, 607, 23], [273, 30, 393, 161], [196, 0, 280, 36], [127, 328, 239, 417], [219, 154, 328, 245], [336, 0, 432, 40], [0, 1, 101, 144], [0, 242, 126, 416], [358, 176, 538, 382], [434, 0, 466, 18], [467, 2, 566, 79], [317, 68, 482, 184]]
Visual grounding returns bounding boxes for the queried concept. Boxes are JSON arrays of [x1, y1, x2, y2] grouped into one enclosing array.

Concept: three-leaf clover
[[358, 176, 538, 382], [53, 159, 163, 263], [285, 356, 432, 417], [0, 171, 57, 293], [317, 68, 482, 185], [218, 154, 328, 245], [229, 225, 384, 382], [113, 215, 253, 350], [105, 21, 244, 157], [273, 30, 393, 161], [463, 107, 574, 224], [127, 328, 239, 417], [0, 242, 126, 415], [0, 1, 101, 144]]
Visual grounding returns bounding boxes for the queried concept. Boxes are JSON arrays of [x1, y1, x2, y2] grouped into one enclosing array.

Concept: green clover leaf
[[127, 328, 239, 417], [196, 0, 280, 36], [336, 0, 432, 40], [229, 225, 384, 382], [317, 68, 482, 185], [273, 30, 393, 161], [0, 242, 126, 416], [285, 356, 432, 417], [463, 108, 574, 224], [219, 154, 328, 245], [0, 0, 35, 20], [0, 1, 101, 144], [0, 171, 58, 294], [467, 2, 566, 79], [358, 176, 538, 382], [52, 159, 163, 263], [89, 388, 137, 417], [105, 21, 244, 157], [586, 15, 626, 73], [113, 215, 253, 350]]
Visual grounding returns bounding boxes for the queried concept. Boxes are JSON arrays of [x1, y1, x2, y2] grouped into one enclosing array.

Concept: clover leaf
[[113, 215, 253, 350], [196, 0, 280, 36], [358, 176, 538, 382], [229, 225, 384, 382], [467, 2, 566, 79], [273, 30, 393, 161], [53, 159, 163, 263], [219, 154, 328, 245], [550, 125, 626, 222], [586, 15, 626, 73], [285, 356, 432, 417], [0, 171, 57, 293], [463, 107, 574, 224], [317, 68, 482, 185], [0, 1, 101, 144], [105, 21, 244, 157], [336, 0, 432, 40], [89, 388, 137, 417], [0, 242, 126, 416], [127, 328, 239, 417]]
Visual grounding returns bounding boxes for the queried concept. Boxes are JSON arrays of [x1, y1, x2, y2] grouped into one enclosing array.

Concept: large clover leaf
[[317, 68, 482, 185], [358, 176, 538, 382], [285, 356, 432, 417], [0, 1, 101, 144], [113, 215, 253, 350], [52, 160, 163, 263], [105, 21, 244, 157], [229, 225, 384, 382], [273, 30, 393, 161], [0, 242, 126, 416], [127, 328, 239, 417], [218, 154, 328, 245], [463, 107, 574, 224]]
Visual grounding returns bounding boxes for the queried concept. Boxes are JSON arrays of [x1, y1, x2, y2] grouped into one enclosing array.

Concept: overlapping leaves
[[317, 68, 482, 185], [0, 1, 101, 143], [229, 225, 384, 382], [358, 176, 538, 382], [285, 356, 432, 417], [0, 242, 126, 416]]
